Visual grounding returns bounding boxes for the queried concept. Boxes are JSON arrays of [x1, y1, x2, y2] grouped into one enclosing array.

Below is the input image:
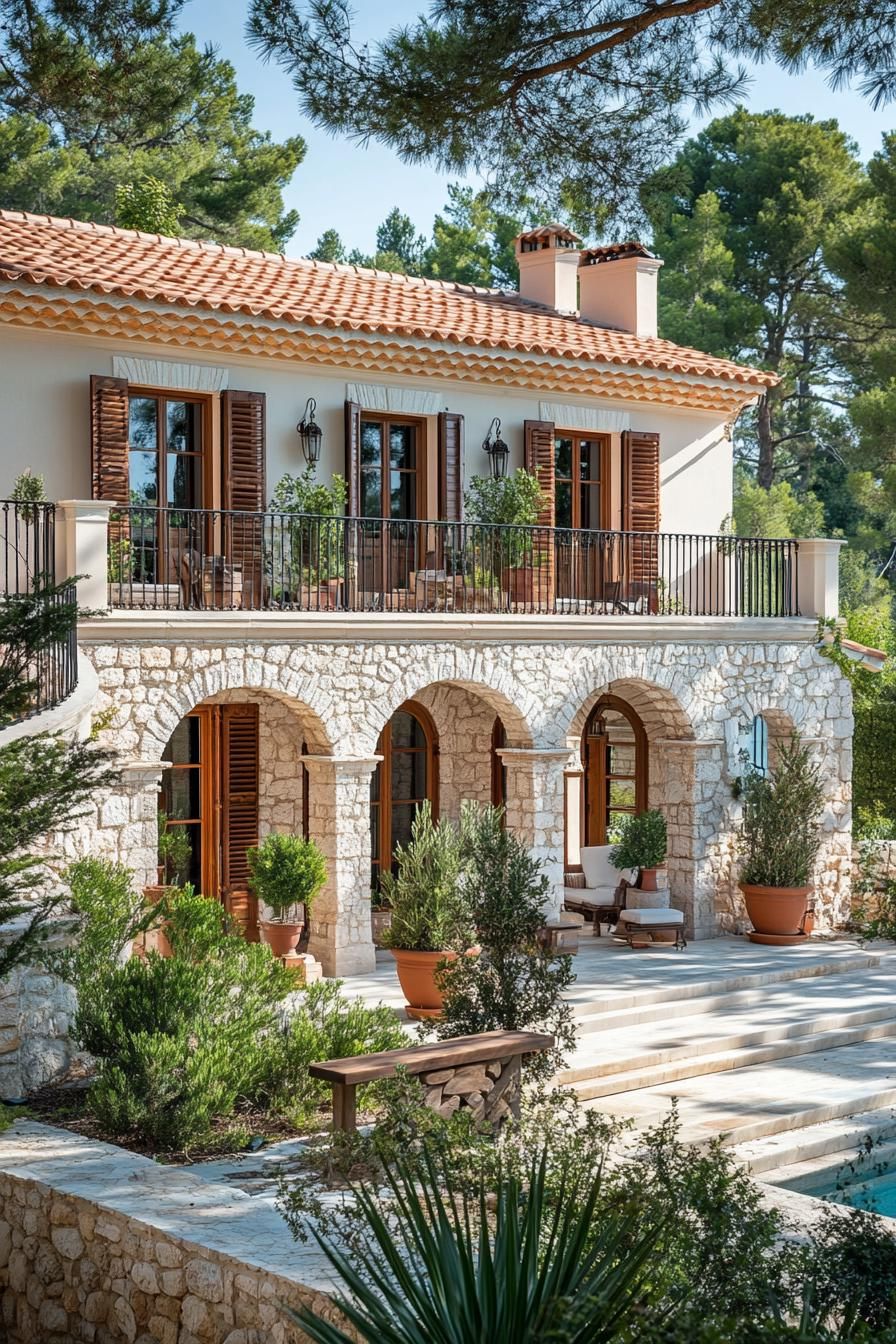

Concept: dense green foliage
[[436, 804, 576, 1077], [247, 831, 327, 920], [379, 802, 472, 953], [0, 0, 304, 248], [282, 1087, 896, 1343], [739, 737, 826, 888], [249, 0, 896, 232], [610, 809, 668, 876], [47, 858, 160, 993], [0, 579, 117, 977]]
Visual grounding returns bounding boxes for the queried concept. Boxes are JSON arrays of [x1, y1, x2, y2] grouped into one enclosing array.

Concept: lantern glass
[[297, 397, 322, 468]]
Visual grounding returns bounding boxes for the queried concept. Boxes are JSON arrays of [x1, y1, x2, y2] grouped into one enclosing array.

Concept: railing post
[[795, 538, 845, 620], [55, 500, 114, 613]]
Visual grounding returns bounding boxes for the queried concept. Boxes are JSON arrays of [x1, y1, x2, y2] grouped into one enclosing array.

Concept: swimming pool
[[772, 1144, 896, 1217]]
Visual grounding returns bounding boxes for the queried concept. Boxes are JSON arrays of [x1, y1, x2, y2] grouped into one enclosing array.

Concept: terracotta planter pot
[[740, 883, 812, 938], [371, 908, 392, 947], [259, 920, 305, 958], [638, 867, 665, 892], [390, 948, 458, 1019], [140, 885, 173, 957]]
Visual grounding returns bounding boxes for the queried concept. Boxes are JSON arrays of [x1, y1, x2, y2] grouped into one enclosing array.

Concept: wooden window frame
[[160, 706, 218, 898], [582, 694, 648, 847], [554, 430, 612, 533], [371, 699, 439, 887], [358, 412, 427, 522]]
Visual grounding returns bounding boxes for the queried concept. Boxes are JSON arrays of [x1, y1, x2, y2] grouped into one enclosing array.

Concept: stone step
[[730, 1109, 896, 1176], [756, 1136, 896, 1197], [584, 1037, 896, 1148], [561, 968, 896, 1085], [567, 1017, 896, 1100], [571, 950, 880, 1031]]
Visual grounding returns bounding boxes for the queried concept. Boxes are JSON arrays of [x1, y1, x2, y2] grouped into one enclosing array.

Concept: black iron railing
[[0, 499, 78, 718], [107, 506, 800, 618]]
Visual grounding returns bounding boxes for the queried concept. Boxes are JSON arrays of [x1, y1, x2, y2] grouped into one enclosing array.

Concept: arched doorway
[[371, 700, 438, 887], [582, 694, 648, 845]]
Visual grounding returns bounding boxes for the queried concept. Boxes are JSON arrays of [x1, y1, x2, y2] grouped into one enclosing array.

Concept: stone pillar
[[499, 748, 569, 918], [796, 538, 845, 620], [55, 500, 113, 612], [302, 755, 379, 977], [653, 738, 724, 940]]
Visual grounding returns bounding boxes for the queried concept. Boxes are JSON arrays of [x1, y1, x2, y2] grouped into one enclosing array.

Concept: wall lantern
[[297, 397, 322, 468], [482, 417, 509, 479]]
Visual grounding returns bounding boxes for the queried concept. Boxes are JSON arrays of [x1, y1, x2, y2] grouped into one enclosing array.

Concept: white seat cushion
[[564, 885, 622, 909], [619, 908, 684, 927], [580, 845, 635, 892]]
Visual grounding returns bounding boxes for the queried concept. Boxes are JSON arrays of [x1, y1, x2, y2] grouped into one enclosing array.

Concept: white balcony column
[[498, 748, 570, 919], [302, 754, 379, 977], [55, 500, 113, 612], [796, 538, 845, 620]]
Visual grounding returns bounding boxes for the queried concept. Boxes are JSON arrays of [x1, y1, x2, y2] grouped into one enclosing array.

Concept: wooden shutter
[[524, 419, 556, 606], [90, 375, 129, 502], [344, 400, 362, 517], [438, 412, 464, 521], [222, 390, 266, 606], [220, 703, 259, 937], [621, 430, 660, 608]]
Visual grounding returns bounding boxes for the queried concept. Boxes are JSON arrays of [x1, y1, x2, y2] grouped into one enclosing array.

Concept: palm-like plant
[[284, 1145, 660, 1343]]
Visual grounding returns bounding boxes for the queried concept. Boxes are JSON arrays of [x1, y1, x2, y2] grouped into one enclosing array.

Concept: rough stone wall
[[0, 1174, 340, 1344], [0, 949, 76, 1101], [76, 634, 854, 951], [414, 683, 495, 823]]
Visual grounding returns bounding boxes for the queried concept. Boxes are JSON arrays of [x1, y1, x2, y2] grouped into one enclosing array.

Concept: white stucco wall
[[0, 325, 733, 536]]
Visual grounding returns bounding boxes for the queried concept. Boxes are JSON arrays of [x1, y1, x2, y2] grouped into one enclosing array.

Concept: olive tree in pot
[[738, 736, 825, 945], [610, 809, 667, 891], [379, 802, 474, 1020], [247, 832, 327, 957]]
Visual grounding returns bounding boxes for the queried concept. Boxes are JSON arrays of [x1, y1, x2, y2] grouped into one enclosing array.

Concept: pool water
[[774, 1148, 896, 1218]]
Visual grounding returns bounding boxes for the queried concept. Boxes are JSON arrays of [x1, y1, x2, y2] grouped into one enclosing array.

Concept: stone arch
[[565, 676, 695, 749], [141, 664, 334, 760]]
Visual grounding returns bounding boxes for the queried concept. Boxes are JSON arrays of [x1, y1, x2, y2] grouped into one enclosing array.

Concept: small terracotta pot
[[259, 920, 304, 958], [371, 908, 393, 947], [141, 885, 173, 957], [390, 948, 458, 1018], [638, 867, 664, 892], [740, 883, 812, 937]]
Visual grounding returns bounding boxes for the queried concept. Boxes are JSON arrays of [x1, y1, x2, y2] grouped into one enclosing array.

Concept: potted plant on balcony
[[464, 469, 547, 607], [247, 831, 327, 958], [738, 735, 825, 945], [380, 803, 474, 1019], [610, 809, 667, 891], [270, 469, 347, 609]]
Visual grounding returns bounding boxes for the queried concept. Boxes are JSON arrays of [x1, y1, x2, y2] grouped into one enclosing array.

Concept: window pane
[[580, 481, 601, 530], [129, 451, 158, 506], [390, 711, 424, 749], [167, 452, 202, 510], [580, 440, 601, 481], [166, 400, 200, 453], [370, 801, 380, 858], [391, 802, 419, 855], [129, 397, 157, 451], [389, 426, 415, 470], [161, 767, 201, 821], [361, 469, 382, 518], [555, 481, 572, 530], [390, 470, 416, 520], [361, 422, 382, 467], [609, 780, 637, 809], [554, 437, 573, 479], [162, 717, 200, 765], [608, 742, 636, 776], [370, 763, 381, 804]]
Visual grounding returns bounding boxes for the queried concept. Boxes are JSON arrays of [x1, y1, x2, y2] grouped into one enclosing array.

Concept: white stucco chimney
[[514, 224, 582, 313], [577, 243, 664, 337]]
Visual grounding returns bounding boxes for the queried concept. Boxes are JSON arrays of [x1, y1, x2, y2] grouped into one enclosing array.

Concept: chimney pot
[[578, 242, 663, 337], [514, 224, 582, 313]]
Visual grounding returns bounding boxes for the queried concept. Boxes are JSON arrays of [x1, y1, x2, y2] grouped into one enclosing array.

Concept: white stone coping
[[78, 612, 822, 646], [0, 1121, 338, 1292], [0, 651, 97, 747]]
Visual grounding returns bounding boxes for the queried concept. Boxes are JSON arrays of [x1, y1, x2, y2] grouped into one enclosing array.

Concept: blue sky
[[182, 0, 894, 257]]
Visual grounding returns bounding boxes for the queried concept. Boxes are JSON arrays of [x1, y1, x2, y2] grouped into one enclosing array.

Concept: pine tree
[[0, 580, 117, 979]]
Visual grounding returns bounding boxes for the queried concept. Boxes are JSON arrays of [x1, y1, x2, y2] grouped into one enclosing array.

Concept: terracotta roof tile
[[0, 210, 776, 388]]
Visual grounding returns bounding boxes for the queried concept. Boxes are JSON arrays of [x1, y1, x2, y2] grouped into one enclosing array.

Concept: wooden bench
[[309, 1029, 554, 1132]]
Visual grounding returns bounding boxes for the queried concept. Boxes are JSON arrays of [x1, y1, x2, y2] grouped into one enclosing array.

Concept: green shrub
[[379, 803, 473, 952], [257, 980, 407, 1125], [157, 811, 192, 886], [247, 832, 327, 920], [48, 858, 160, 994], [740, 736, 825, 888], [75, 889, 296, 1151], [610, 809, 667, 876]]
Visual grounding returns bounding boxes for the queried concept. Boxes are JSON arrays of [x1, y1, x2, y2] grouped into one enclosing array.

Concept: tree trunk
[[757, 395, 775, 489]]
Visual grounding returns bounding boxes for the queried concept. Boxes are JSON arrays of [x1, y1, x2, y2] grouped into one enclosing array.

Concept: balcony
[[104, 507, 802, 619], [0, 499, 78, 719]]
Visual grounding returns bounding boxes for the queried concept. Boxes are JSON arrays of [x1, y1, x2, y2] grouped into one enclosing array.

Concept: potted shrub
[[145, 811, 192, 901], [610, 809, 667, 891], [270, 468, 347, 609], [380, 803, 474, 1019], [247, 831, 327, 957], [738, 735, 825, 944], [464, 470, 547, 606], [370, 894, 393, 947]]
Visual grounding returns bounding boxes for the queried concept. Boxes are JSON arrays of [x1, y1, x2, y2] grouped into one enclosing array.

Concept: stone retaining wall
[[0, 1122, 344, 1344], [0, 921, 78, 1102]]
